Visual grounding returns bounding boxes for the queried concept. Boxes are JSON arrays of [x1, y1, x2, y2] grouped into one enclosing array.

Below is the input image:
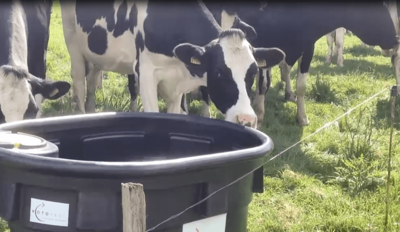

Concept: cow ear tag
[[190, 57, 201, 65], [256, 59, 266, 68]]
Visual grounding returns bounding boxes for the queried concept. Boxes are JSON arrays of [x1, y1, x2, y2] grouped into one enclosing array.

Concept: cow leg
[[85, 65, 101, 113], [128, 74, 139, 112], [166, 94, 184, 114], [35, 94, 43, 118], [325, 31, 334, 64], [96, 70, 103, 89], [252, 68, 271, 129], [70, 54, 86, 114], [279, 61, 297, 102], [296, 44, 314, 126], [199, 86, 211, 118], [139, 58, 159, 112], [335, 27, 345, 67], [157, 80, 182, 114]]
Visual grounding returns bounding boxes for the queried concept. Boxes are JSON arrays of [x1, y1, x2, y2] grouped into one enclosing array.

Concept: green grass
[[1, 2, 400, 232]]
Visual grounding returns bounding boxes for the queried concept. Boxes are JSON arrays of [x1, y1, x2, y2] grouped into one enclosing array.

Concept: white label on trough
[[30, 198, 69, 227], [182, 213, 227, 232]]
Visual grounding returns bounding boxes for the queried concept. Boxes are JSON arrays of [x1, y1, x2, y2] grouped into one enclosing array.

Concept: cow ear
[[173, 43, 207, 67], [232, 15, 257, 40], [253, 47, 285, 69], [28, 75, 71, 100]]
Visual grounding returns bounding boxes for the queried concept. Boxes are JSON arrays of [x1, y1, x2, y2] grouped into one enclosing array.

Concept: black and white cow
[[59, 0, 286, 128], [196, 2, 399, 127], [0, 0, 71, 123]]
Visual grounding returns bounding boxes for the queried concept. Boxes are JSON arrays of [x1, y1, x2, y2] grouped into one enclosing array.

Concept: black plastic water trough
[[0, 112, 273, 232]]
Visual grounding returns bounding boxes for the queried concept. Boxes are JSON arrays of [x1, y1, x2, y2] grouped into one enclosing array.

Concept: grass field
[[1, 2, 400, 232]]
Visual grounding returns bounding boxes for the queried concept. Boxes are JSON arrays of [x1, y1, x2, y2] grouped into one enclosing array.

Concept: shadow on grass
[[345, 45, 383, 57], [312, 54, 393, 79]]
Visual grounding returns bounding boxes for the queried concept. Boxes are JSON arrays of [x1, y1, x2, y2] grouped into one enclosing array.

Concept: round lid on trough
[[0, 131, 46, 149]]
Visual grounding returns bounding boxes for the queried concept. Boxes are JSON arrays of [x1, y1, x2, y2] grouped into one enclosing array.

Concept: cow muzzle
[[234, 113, 258, 128]]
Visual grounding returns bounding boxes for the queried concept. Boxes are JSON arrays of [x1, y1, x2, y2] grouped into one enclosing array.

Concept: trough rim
[[0, 112, 274, 177]]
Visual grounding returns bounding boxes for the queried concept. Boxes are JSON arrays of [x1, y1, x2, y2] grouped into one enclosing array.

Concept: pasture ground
[[1, 2, 400, 231]]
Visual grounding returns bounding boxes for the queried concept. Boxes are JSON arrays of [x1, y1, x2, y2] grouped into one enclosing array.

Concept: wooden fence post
[[122, 183, 146, 232]]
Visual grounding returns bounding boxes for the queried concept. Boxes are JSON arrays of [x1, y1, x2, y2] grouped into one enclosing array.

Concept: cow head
[[0, 65, 71, 123], [173, 16, 285, 128]]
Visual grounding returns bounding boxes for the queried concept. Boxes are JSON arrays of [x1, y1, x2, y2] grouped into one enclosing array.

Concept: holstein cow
[[0, 0, 71, 123], [59, 0, 286, 128], [196, 2, 399, 127]]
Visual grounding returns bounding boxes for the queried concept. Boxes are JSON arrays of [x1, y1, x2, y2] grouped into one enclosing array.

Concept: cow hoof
[[285, 92, 297, 103], [298, 117, 309, 126], [256, 121, 264, 130], [326, 57, 332, 64], [337, 62, 344, 67]]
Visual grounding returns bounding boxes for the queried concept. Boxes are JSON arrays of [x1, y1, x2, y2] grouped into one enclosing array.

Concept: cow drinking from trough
[[59, 0, 286, 128], [198, 2, 399, 127], [0, 0, 71, 123]]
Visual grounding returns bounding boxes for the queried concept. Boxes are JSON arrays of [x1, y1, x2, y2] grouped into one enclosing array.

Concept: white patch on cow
[[0, 67, 30, 122], [296, 72, 308, 126], [113, 1, 120, 23], [9, 0, 28, 69], [94, 17, 108, 29], [218, 34, 257, 126], [335, 27, 345, 67], [221, 10, 235, 30], [126, 1, 135, 20]]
